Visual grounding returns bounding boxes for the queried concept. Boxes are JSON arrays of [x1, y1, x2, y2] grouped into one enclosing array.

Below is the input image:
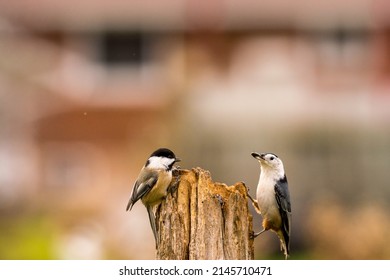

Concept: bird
[[248, 152, 291, 259], [126, 148, 181, 247]]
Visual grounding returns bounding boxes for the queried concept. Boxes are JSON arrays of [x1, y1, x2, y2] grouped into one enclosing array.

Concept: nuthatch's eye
[[270, 156, 275, 161]]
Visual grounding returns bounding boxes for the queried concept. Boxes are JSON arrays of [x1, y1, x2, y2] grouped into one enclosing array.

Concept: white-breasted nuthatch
[[126, 148, 180, 247], [249, 152, 291, 259]]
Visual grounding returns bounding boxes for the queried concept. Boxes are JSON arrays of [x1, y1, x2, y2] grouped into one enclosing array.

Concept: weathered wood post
[[156, 167, 254, 260]]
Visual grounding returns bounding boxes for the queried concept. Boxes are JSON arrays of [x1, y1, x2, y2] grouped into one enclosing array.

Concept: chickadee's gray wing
[[274, 178, 291, 250], [126, 171, 158, 211]]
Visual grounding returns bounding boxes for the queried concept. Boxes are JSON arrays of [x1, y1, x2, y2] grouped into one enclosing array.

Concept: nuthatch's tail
[[277, 230, 290, 260]]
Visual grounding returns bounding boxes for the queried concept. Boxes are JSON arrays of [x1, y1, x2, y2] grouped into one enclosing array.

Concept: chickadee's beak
[[175, 158, 181, 163], [251, 152, 264, 161]]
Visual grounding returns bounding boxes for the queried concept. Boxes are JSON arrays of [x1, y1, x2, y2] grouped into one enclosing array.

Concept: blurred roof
[[0, 0, 389, 32]]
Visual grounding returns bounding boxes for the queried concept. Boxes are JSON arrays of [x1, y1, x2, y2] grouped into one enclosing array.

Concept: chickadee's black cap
[[150, 148, 177, 159]]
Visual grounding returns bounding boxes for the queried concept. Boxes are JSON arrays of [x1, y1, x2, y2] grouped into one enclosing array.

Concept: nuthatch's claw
[[250, 229, 264, 239]]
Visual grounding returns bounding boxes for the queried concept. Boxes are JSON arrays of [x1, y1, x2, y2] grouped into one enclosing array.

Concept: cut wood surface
[[156, 167, 254, 260]]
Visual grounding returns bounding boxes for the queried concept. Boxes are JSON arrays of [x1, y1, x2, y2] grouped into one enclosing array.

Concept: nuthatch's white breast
[[126, 148, 180, 247], [249, 152, 291, 259]]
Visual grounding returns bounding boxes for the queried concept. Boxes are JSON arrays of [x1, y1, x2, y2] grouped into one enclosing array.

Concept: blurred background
[[0, 0, 390, 260]]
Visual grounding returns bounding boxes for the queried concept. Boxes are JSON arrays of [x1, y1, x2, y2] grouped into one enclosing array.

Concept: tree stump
[[156, 167, 254, 260]]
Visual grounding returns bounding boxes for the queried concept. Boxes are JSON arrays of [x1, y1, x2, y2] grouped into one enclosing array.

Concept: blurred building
[[0, 0, 390, 259]]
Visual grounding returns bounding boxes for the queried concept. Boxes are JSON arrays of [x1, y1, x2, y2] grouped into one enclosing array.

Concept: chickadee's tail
[[146, 206, 159, 248]]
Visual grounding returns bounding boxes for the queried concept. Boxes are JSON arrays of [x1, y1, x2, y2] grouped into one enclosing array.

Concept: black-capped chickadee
[[126, 148, 181, 247], [249, 152, 291, 259]]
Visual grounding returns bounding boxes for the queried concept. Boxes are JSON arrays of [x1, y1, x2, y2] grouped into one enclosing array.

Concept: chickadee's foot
[[168, 175, 181, 195], [214, 194, 224, 207], [172, 165, 181, 173]]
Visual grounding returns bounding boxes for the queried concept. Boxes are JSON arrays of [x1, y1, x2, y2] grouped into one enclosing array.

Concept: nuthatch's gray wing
[[126, 170, 158, 211], [274, 178, 291, 255]]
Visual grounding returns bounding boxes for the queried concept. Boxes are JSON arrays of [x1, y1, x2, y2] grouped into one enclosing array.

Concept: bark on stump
[[156, 167, 254, 260]]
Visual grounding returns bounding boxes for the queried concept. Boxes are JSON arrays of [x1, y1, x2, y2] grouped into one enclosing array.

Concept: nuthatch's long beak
[[251, 152, 264, 161]]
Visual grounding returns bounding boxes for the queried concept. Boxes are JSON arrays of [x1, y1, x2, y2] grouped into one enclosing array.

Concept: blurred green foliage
[[0, 214, 55, 259]]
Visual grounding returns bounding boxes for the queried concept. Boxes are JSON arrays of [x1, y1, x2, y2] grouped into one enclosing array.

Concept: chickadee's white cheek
[[161, 157, 176, 167], [147, 157, 166, 169]]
